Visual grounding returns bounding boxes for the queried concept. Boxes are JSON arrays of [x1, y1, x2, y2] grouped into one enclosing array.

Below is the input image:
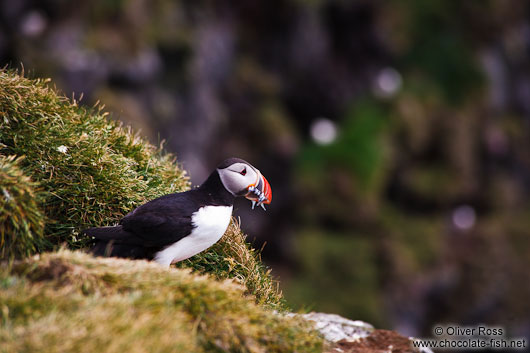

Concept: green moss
[[0, 69, 283, 308], [0, 251, 323, 353], [401, 165, 460, 204], [297, 100, 389, 192], [380, 206, 443, 271], [284, 229, 384, 326]]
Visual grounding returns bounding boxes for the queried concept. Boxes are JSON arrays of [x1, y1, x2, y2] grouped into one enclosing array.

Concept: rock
[[290, 312, 374, 342], [291, 312, 434, 353]]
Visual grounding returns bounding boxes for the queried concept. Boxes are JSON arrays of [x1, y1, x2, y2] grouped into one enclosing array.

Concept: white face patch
[[217, 162, 259, 196], [153, 205, 233, 266]]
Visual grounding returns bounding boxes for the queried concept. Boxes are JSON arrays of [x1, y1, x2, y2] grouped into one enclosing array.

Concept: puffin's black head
[[217, 158, 272, 210]]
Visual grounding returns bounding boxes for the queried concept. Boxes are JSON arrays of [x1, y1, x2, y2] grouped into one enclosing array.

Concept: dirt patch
[[327, 329, 417, 353], [12, 256, 110, 295], [24, 258, 75, 281]]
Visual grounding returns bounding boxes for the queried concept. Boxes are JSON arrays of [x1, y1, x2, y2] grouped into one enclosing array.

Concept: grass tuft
[[0, 155, 47, 260], [0, 250, 323, 353]]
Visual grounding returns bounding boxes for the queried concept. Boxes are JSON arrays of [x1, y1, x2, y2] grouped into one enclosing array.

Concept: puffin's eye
[[240, 168, 247, 176]]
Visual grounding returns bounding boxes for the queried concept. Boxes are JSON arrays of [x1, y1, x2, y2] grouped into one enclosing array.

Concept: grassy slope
[[0, 70, 188, 254], [0, 69, 282, 308], [0, 69, 324, 351], [0, 250, 322, 353]]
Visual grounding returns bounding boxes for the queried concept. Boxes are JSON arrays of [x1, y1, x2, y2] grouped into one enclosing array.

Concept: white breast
[[153, 205, 233, 266]]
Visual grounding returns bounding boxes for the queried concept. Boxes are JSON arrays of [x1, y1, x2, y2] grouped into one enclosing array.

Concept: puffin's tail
[[82, 225, 131, 241], [82, 226, 153, 260], [91, 240, 151, 259]]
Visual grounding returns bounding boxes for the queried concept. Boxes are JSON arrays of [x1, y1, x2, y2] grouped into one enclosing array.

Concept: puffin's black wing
[[117, 192, 197, 247], [85, 191, 198, 248], [117, 213, 193, 247], [85, 213, 192, 248]]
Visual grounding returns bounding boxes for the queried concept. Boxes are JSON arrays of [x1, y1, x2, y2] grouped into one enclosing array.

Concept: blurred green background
[[2, 0, 529, 338]]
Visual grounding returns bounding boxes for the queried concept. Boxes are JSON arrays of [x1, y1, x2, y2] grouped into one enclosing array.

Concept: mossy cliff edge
[[0, 70, 324, 352], [0, 251, 322, 353]]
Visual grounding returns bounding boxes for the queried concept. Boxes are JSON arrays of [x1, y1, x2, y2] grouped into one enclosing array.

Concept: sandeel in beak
[[245, 170, 272, 210]]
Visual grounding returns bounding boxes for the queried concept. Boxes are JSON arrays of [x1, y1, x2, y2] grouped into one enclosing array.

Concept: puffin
[[83, 158, 272, 266]]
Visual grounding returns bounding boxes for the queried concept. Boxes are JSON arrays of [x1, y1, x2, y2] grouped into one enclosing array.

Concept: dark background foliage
[[2, 0, 530, 338]]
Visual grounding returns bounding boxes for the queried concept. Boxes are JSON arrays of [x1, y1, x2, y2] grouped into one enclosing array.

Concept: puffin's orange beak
[[245, 172, 272, 210]]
